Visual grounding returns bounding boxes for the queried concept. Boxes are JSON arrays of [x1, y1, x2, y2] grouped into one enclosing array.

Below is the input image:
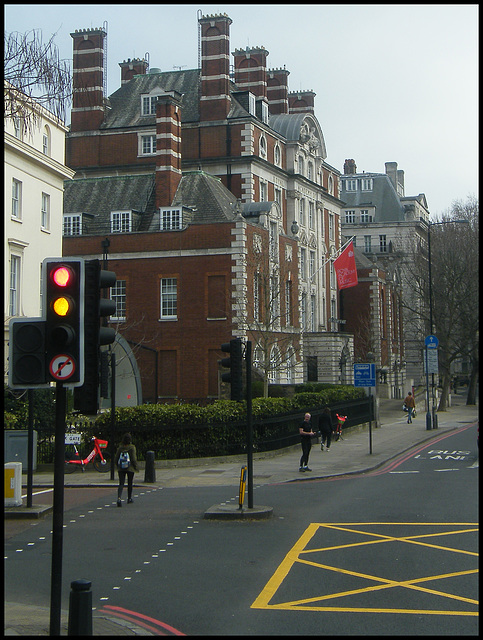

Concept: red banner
[[333, 241, 358, 290]]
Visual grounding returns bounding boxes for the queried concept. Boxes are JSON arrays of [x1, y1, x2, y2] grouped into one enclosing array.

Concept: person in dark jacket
[[319, 407, 334, 451], [114, 432, 139, 506]]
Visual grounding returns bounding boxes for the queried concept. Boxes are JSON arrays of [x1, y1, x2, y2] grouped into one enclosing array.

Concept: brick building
[[63, 13, 349, 403]]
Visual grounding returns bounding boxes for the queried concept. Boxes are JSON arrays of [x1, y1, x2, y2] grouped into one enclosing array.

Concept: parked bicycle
[[334, 414, 347, 441], [65, 436, 110, 473]]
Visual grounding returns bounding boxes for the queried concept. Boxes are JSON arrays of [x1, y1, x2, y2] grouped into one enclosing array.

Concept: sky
[[5, 3, 478, 218]]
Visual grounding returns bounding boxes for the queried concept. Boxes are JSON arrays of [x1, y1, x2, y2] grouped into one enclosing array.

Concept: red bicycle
[[64, 436, 110, 473], [334, 414, 347, 441]]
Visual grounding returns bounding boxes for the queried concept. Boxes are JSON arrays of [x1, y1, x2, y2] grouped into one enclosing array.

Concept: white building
[[4, 88, 75, 382], [340, 160, 431, 388]]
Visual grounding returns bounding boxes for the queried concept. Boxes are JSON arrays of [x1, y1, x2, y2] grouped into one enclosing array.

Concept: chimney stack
[[155, 92, 182, 208], [267, 68, 290, 115], [288, 90, 315, 115], [343, 159, 357, 175], [70, 28, 107, 132], [119, 58, 148, 84], [233, 46, 269, 99], [199, 13, 232, 121]]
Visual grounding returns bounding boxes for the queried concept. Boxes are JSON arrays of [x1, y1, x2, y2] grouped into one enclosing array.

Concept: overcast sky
[[5, 3, 478, 218]]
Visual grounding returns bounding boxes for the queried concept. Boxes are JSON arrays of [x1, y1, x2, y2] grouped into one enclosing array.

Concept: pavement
[[4, 393, 478, 635]]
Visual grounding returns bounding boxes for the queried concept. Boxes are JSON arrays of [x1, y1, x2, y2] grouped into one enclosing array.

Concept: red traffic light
[[51, 265, 74, 288]]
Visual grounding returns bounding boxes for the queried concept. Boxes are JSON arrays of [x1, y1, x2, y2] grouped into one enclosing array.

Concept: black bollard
[[68, 579, 92, 636], [144, 450, 156, 483]]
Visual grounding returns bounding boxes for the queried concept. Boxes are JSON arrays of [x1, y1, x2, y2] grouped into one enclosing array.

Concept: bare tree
[[236, 232, 301, 396], [434, 197, 479, 406], [4, 29, 71, 128], [399, 197, 478, 409]]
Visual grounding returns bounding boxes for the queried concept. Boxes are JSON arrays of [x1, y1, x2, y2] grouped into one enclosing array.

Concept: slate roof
[[63, 174, 156, 235], [171, 171, 238, 225], [104, 69, 201, 127], [63, 171, 240, 235], [341, 173, 406, 222], [103, 68, 251, 129]]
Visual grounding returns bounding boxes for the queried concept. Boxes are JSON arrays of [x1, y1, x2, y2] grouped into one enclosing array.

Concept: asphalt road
[[5, 426, 478, 636]]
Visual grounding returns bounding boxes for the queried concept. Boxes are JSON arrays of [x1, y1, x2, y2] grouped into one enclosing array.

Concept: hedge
[[93, 385, 364, 434]]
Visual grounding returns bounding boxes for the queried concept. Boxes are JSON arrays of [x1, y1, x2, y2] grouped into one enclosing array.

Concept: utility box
[[4, 430, 37, 471], [5, 462, 23, 507]]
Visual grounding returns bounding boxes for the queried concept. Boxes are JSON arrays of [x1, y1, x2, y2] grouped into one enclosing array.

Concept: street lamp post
[[425, 219, 469, 429]]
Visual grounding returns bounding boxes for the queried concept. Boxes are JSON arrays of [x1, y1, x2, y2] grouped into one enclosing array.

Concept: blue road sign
[[354, 363, 376, 387], [425, 335, 439, 348]]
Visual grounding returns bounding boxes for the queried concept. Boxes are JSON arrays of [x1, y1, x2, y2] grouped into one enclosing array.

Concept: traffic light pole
[[50, 381, 66, 636], [27, 389, 34, 508], [246, 341, 253, 509], [110, 351, 116, 480]]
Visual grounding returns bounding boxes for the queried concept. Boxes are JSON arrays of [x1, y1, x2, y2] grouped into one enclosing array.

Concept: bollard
[[68, 579, 92, 636], [144, 450, 156, 483]]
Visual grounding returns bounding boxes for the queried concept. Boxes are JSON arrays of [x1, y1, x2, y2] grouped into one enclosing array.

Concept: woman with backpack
[[115, 432, 139, 506]]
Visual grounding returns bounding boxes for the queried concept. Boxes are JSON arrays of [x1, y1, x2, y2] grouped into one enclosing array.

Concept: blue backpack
[[118, 450, 130, 469]]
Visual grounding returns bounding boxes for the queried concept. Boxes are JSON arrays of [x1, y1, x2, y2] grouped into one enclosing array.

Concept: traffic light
[[8, 318, 48, 387], [220, 338, 243, 401], [44, 259, 84, 386], [74, 259, 116, 413]]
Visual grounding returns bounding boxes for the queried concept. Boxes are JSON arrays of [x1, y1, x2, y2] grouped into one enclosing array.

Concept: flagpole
[[309, 236, 355, 281]]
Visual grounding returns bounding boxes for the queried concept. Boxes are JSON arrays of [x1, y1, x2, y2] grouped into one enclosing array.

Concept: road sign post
[[354, 364, 376, 454], [424, 335, 439, 430]]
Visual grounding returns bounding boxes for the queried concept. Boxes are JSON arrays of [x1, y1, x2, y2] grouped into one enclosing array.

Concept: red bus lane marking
[[100, 605, 186, 636], [370, 425, 475, 476]]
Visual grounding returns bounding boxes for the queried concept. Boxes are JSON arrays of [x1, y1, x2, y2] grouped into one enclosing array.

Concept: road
[[5, 426, 478, 635]]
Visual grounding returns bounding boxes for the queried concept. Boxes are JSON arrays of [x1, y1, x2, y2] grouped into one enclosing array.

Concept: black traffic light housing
[[44, 258, 84, 386], [220, 338, 243, 401], [74, 259, 116, 414], [8, 318, 48, 387]]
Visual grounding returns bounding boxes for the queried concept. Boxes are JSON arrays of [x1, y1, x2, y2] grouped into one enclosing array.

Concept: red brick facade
[[63, 12, 346, 403]]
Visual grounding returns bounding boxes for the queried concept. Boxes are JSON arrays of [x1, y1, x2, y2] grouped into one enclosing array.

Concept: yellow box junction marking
[[251, 523, 478, 616]]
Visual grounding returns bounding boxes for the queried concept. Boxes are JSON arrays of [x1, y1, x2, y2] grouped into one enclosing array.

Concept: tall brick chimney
[[119, 58, 148, 85], [155, 92, 182, 208], [289, 90, 316, 115], [267, 68, 290, 115], [199, 13, 232, 121], [70, 28, 107, 132], [233, 46, 268, 99], [343, 159, 357, 174]]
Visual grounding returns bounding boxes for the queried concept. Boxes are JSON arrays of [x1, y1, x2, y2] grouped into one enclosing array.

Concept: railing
[[35, 397, 373, 464]]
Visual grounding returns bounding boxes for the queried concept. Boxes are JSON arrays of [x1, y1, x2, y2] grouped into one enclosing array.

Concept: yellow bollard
[[239, 465, 247, 509]]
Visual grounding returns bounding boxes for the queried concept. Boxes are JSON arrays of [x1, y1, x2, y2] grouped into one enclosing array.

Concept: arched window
[[274, 143, 281, 166], [259, 135, 267, 160]]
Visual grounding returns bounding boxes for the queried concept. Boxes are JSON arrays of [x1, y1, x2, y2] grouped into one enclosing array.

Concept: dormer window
[[111, 210, 132, 233], [261, 101, 269, 124], [141, 95, 158, 115], [64, 214, 82, 236], [160, 207, 182, 231], [248, 92, 256, 115]]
